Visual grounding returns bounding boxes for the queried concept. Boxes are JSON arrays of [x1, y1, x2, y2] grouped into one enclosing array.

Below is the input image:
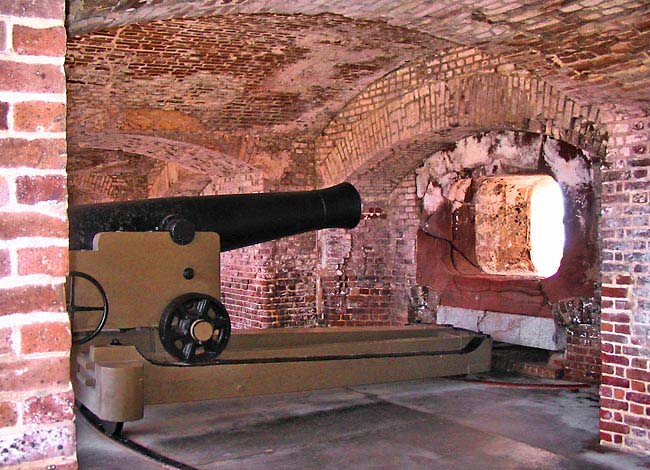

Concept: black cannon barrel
[[69, 183, 362, 251]]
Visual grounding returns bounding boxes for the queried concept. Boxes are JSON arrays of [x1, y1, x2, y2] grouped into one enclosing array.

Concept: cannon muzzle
[[69, 183, 362, 251]]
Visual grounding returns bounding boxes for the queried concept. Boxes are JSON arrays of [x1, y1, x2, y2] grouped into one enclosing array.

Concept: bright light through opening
[[530, 177, 565, 278]]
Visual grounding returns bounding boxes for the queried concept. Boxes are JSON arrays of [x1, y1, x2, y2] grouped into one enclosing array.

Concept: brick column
[[600, 114, 650, 454], [0, 2, 77, 468]]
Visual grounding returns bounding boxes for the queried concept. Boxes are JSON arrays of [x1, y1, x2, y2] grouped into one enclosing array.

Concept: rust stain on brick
[[120, 108, 208, 132]]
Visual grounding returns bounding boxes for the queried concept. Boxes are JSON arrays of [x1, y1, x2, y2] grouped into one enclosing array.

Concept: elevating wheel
[[66, 271, 109, 345], [158, 293, 231, 363]]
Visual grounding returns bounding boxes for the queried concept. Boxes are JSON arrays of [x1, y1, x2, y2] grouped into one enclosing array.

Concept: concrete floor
[[76, 375, 650, 470]]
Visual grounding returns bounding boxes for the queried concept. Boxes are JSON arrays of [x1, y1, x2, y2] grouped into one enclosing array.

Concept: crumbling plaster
[[415, 130, 599, 315], [67, 0, 650, 112], [65, 13, 450, 199]]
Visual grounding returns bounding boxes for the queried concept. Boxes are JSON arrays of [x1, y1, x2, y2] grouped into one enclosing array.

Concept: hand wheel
[[66, 271, 109, 345]]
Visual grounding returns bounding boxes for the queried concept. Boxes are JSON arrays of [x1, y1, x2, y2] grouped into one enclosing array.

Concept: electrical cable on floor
[[78, 404, 200, 470], [452, 376, 591, 391]]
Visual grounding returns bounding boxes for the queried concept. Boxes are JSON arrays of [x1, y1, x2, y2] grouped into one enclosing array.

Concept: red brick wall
[[221, 234, 320, 329], [315, 148, 423, 327], [599, 114, 650, 453], [221, 244, 275, 329], [319, 212, 394, 327], [316, 47, 606, 187], [310, 48, 650, 455], [50, 9, 650, 458], [0, 1, 77, 468], [565, 325, 602, 383], [387, 174, 420, 324]]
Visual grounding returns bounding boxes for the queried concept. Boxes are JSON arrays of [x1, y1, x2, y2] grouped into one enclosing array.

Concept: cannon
[[67, 182, 491, 435], [69, 182, 362, 252], [67, 182, 362, 363]]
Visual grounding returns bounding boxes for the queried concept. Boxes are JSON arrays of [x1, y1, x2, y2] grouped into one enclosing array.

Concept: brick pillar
[[0, 2, 77, 468], [600, 114, 650, 455]]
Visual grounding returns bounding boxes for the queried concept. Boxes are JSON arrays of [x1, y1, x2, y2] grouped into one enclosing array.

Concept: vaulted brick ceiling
[[65, 0, 650, 202]]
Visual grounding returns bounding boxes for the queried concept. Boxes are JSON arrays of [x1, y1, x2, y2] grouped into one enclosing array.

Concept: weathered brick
[[614, 324, 631, 335], [17, 246, 67, 276], [0, 139, 66, 169], [13, 101, 65, 133], [20, 321, 70, 354], [631, 403, 645, 415], [601, 333, 629, 344], [627, 392, 650, 406], [602, 312, 630, 323], [600, 420, 630, 434], [616, 275, 634, 285], [0, 61, 64, 94], [625, 414, 650, 430], [0, 0, 65, 18], [0, 284, 63, 315], [0, 101, 7, 130], [0, 327, 13, 355], [0, 423, 75, 467], [602, 353, 629, 366], [0, 249, 10, 277], [602, 286, 628, 298], [631, 381, 647, 393], [12, 26, 66, 57], [0, 356, 69, 393], [15, 175, 66, 204], [0, 402, 18, 427], [601, 375, 630, 388], [628, 369, 650, 382], [23, 390, 74, 425], [0, 212, 66, 239]]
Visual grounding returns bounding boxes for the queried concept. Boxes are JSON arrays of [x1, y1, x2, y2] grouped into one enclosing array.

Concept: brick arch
[[316, 47, 609, 186], [72, 132, 261, 179]]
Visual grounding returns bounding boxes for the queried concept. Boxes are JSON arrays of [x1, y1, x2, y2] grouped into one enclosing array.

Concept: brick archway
[[315, 47, 608, 186], [73, 133, 259, 175]]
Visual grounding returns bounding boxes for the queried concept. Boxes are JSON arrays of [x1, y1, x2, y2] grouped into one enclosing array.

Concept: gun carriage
[[67, 183, 491, 435]]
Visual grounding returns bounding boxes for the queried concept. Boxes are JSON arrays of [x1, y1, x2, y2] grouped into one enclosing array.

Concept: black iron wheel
[[66, 271, 109, 345], [158, 293, 231, 363]]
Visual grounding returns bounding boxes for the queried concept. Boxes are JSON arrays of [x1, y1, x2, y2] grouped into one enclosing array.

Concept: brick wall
[[316, 47, 606, 186], [564, 325, 602, 383], [221, 234, 320, 329], [310, 48, 650, 454], [54, 6, 650, 458], [387, 174, 420, 325], [315, 144, 425, 327], [600, 113, 650, 453], [0, 1, 77, 468], [221, 244, 275, 329]]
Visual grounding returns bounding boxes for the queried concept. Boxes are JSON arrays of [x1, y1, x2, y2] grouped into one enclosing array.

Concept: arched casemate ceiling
[[66, 1, 650, 195]]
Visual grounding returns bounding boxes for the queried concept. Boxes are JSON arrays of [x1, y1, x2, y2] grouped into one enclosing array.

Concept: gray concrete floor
[[76, 375, 650, 470]]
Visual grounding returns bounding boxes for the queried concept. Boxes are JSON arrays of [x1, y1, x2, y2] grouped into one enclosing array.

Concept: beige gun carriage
[[67, 184, 491, 435]]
